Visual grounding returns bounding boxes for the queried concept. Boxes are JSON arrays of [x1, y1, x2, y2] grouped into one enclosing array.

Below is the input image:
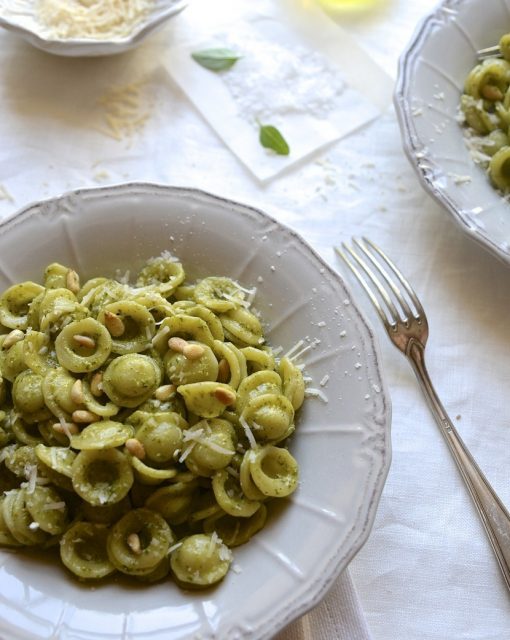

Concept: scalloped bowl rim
[[0, 0, 188, 56]]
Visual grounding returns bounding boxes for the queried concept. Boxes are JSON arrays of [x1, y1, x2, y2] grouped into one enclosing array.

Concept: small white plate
[[0, 0, 187, 57], [0, 183, 391, 640], [395, 0, 510, 265]]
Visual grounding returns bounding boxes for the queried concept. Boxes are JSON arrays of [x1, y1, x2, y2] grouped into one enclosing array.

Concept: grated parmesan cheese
[[304, 387, 329, 403], [24, 464, 38, 495], [218, 543, 232, 562], [239, 415, 257, 449], [95, 82, 152, 141], [38, 0, 154, 41], [283, 339, 305, 359], [288, 343, 313, 362], [152, 324, 170, 345], [226, 465, 239, 478], [447, 172, 472, 185], [0, 444, 16, 465], [183, 427, 204, 442], [43, 501, 66, 511], [319, 374, 330, 387], [182, 431, 234, 456], [178, 442, 195, 463], [59, 415, 73, 440], [245, 287, 257, 308], [209, 530, 221, 552], [167, 541, 183, 554]]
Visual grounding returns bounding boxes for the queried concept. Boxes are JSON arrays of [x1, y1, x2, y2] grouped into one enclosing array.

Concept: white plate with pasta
[[395, 0, 510, 266], [0, 183, 391, 640], [0, 0, 187, 57]]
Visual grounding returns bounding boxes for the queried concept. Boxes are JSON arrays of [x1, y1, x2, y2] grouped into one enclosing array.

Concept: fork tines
[[334, 237, 422, 329]]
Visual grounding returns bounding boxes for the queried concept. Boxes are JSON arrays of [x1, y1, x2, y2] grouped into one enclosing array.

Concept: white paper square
[[165, 0, 393, 182]]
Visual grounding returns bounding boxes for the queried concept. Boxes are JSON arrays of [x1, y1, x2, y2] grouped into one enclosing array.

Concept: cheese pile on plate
[[37, 0, 153, 40]]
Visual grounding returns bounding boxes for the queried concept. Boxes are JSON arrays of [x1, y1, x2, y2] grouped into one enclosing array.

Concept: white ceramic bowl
[[0, 183, 391, 640], [0, 0, 187, 57], [395, 0, 510, 266]]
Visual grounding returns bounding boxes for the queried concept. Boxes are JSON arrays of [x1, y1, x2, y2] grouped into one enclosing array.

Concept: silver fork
[[335, 237, 510, 591]]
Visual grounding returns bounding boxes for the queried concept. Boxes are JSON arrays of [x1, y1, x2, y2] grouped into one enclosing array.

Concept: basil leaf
[[259, 124, 290, 156], [191, 48, 241, 72]]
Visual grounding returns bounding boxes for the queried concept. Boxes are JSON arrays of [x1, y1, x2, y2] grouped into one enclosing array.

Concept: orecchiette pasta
[[164, 340, 219, 385], [0, 254, 308, 589], [102, 354, 162, 407], [107, 508, 174, 575], [97, 301, 155, 354], [60, 522, 115, 579], [0, 282, 45, 330], [170, 532, 232, 587], [55, 318, 112, 373]]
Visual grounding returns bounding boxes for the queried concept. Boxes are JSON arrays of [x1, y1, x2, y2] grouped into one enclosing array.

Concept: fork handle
[[407, 339, 510, 591]]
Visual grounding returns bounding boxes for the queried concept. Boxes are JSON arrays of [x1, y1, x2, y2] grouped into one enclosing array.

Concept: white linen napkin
[[275, 569, 372, 640], [164, 0, 393, 182]]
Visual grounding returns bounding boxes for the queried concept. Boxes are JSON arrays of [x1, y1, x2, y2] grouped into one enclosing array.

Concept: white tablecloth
[[1, 0, 510, 638]]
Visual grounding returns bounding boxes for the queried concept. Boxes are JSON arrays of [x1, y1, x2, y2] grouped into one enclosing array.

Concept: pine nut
[[90, 372, 103, 396], [168, 337, 204, 359], [72, 410, 99, 423], [182, 343, 205, 360], [73, 334, 95, 349], [2, 329, 24, 350], [154, 384, 176, 401], [70, 379, 84, 405], [52, 421, 79, 435], [127, 532, 142, 555], [66, 269, 80, 294], [168, 336, 188, 353], [481, 84, 503, 101], [217, 358, 230, 383], [104, 311, 125, 337], [214, 387, 236, 405], [125, 438, 146, 460]]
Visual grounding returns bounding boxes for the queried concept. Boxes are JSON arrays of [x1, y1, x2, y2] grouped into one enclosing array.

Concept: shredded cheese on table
[[96, 82, 151, 141], [37, 0, 155, 41]]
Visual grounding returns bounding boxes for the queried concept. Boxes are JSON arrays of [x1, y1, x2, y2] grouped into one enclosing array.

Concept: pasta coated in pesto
[[459, 32, 510, 192], [170, 532, 232, 587], [60, 522, 115, 579], [0, 253, 309, 590]]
